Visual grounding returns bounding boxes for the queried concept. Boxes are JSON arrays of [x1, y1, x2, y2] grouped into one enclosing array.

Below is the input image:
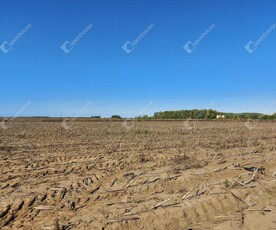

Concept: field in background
[[0, 120, 276, 229]]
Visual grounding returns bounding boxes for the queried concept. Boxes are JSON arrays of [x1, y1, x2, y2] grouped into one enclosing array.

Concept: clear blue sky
[[0, 0, 275, 117]]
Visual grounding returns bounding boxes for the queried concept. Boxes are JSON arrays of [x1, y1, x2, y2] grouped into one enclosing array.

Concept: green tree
[[111, 115, 121, 119]]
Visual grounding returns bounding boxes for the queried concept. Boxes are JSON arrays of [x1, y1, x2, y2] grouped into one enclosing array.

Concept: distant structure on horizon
[[216, 115, 225, 119]]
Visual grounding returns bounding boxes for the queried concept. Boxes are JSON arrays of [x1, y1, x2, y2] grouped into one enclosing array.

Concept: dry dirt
[[0, 120, 276, 230]]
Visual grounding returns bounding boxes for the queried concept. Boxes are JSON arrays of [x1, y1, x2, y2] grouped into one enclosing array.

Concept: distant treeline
[[2, 111, 275, 120], [136, 109, 276, 120]]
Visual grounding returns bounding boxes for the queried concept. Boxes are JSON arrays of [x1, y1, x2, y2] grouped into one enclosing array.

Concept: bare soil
[[0, 120, 275, 229]]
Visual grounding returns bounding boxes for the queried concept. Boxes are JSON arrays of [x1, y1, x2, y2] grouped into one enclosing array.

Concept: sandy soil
[[0, 120, 275, 229]]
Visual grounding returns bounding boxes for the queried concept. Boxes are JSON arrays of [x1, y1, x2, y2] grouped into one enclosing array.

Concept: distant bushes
[[135, 115, 150, 120], [111, 115, 122, 119]]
